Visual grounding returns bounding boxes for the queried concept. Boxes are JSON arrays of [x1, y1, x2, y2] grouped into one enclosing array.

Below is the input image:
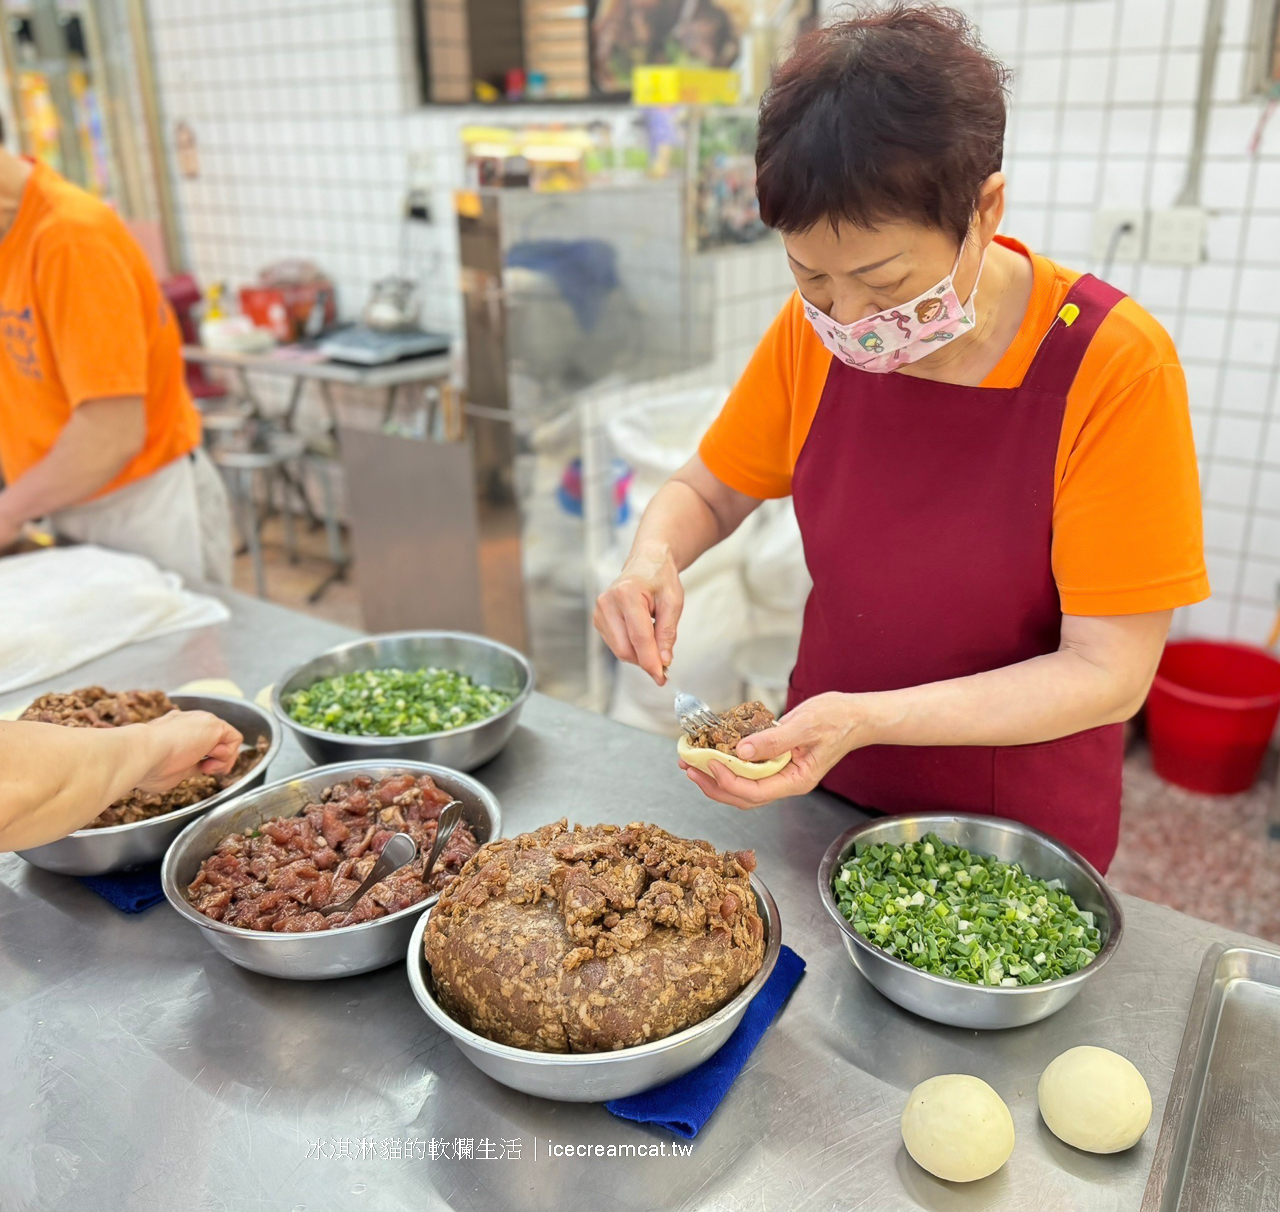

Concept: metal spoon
[[318, 831, 418, 918], [421, 800, 464, 890]]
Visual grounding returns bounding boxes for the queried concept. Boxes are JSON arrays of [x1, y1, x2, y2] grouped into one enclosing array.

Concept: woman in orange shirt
[[594, 5, 1208, 872]]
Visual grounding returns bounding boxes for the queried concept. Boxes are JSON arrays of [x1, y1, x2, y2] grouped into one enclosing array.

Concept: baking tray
[[1141, 944, 1280, 1211]]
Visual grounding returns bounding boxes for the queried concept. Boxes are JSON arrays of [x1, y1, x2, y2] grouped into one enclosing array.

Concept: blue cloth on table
[[605, 944, 806, 1138], [78, 863, 166, 913], [504, 240, 619, 333]]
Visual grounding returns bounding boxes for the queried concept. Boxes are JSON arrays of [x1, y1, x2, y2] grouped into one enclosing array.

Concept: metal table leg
[[381, 384, 401, 428], [278, 467, 299, 564], [236, 466, 266, 599], [307, 456, 348, 604], [234, 367, 266, 419], [282, 375, 306, 430], [318, 380, 340, 441]]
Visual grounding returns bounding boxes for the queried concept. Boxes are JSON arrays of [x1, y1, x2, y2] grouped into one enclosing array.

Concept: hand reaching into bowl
[[133, 710, 243, 793], [0, 710, 242, 851]]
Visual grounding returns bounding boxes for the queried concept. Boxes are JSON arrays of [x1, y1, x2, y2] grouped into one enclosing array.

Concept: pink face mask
[[799, 245, 985, 373]]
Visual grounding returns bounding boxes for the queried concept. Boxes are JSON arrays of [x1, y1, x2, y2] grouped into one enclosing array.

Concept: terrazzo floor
[[1111, 744, 1280, 944]]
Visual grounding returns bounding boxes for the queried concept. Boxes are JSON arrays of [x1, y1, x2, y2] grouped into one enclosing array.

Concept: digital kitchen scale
[[318, 326, 451, 366]]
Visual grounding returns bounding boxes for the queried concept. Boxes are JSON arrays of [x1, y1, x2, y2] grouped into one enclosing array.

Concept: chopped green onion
[[283, 667, 512, 738], [831, 832, 1103, 987]]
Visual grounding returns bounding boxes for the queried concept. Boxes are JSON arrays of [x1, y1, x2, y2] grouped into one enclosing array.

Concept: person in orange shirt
[[0, 142, 231, 583], [594, 5, 1208, 872]]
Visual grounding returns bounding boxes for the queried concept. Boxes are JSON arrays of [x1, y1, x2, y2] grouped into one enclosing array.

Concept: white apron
[[51, 447, 233, 585]]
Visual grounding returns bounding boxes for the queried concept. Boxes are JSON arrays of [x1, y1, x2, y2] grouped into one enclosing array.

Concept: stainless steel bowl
[[271, 632, 533, 771], [16, 694, 280, 877], [406, 875, 781, 1102], [818, 814, 1123, 1030], [161, 760, 502, 980]]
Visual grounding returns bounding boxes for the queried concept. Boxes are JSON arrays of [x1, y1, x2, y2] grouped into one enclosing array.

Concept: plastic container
[[1146, 639, 1280, 794]]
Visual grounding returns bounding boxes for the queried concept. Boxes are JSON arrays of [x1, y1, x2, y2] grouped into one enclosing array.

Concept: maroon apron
[[786, 274, 1125, 872]]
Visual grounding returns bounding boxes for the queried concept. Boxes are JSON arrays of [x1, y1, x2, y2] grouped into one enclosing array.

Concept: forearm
[[696, 613, 1169, 810], [0, 397, 145, 526], [0, 723, 160, 851], [627, 455, 761, 573], [627, 479, 726, 571], [863, 647, 1148, 749]]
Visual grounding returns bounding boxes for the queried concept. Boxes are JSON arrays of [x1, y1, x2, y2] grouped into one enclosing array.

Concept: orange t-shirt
[[0, 160, 200, 497], [699, 236, 1209, 617]]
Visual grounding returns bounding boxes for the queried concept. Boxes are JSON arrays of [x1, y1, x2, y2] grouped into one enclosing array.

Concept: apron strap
[[1020, 274, 1126, 396]]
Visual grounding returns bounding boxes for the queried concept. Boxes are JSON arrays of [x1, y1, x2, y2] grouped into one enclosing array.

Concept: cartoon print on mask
[[915, 297, 948, 325], [797, 244, 986, 373]]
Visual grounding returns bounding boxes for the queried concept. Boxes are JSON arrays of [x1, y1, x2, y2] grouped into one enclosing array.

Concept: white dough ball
[[1038, 1046, 1152, 1153], [900, 1074, 1015, 1182]]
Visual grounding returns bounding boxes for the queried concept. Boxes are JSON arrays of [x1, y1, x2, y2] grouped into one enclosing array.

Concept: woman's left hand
[[134, 710, 244, 794], [681, 692, 875, 809]]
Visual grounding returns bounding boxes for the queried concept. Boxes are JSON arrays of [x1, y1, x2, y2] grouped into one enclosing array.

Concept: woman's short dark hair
[[756, 4, 1011, 243]]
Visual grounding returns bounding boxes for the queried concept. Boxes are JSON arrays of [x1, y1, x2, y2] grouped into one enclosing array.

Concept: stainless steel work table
[[0, 589, 1260, 1211]]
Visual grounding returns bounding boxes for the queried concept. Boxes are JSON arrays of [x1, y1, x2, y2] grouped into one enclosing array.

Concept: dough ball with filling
[[1038, 1046, 1151, 1153], [900, 1074, 1015, 1182], [678, 700, 792, 781], [677, 733, 792, 780]]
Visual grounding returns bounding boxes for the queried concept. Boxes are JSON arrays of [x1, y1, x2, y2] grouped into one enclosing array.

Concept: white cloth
[[50, 448, 233, 585], [0, 544, 229, 696]]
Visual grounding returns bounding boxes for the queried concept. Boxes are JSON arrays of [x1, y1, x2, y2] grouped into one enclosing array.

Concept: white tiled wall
[[145, 0, 1280, 642], [145, 0, 793, 400], [956, 0, 1280, 643], [149, 0, 465, 338], [146, 0, 790, 391]]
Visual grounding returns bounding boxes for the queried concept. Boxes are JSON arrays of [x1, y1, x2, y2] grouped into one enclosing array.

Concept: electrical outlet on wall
[[405, 152, 434, 223], [1091, 208, 1146, 265], [1147, 207, 1207, 265]]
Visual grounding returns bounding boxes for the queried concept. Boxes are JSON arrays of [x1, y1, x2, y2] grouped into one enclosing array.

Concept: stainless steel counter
[[0, 589, 1259, 1212]]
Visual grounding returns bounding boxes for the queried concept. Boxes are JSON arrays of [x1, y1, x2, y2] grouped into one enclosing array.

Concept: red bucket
[[1146, 639, 1280, 794]]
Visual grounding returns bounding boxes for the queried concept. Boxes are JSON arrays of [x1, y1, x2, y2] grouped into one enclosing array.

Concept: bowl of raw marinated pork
[[15, 686, 279, 876], [161, 760, 501, 979]]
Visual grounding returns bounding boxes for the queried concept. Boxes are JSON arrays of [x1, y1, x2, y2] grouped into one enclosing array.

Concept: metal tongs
[[674, 691, 720, 738]]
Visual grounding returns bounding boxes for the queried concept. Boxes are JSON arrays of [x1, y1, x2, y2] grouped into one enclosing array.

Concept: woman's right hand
[[593, 543, 684, 686]]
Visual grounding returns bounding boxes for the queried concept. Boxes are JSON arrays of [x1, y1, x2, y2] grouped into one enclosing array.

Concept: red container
[[1146, 639, 1280, 793]]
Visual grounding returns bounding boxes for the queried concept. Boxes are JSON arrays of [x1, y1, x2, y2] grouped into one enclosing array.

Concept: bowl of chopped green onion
[[818, 815, 1123, 1030], [273, 631, 533, 771]]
